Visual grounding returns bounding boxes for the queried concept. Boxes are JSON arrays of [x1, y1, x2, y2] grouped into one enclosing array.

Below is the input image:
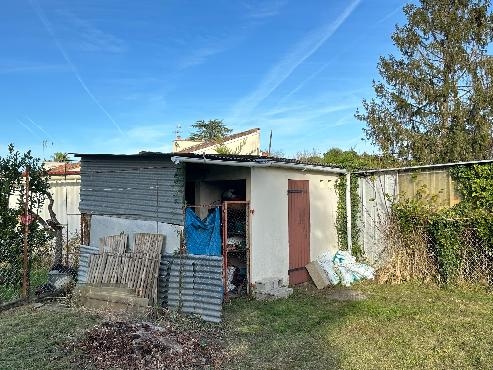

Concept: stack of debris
[[306, 250, 375, 289], [69, 319, 225, 369]]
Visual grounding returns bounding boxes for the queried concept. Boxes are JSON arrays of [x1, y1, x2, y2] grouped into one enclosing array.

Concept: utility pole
[[22, 167, 30, 299]]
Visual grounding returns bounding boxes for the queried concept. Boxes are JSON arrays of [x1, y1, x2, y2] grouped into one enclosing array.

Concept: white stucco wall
[[89, 214, 182, 254], [9, 174, 81, 241], [249, 167, 339, 284]]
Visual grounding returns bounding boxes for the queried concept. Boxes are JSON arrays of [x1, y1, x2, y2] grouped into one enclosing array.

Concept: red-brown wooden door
[[288, 179, 310, 285]]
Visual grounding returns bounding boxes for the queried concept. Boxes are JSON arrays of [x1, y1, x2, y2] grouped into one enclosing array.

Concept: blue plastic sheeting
[[184, 207, 221, 256]]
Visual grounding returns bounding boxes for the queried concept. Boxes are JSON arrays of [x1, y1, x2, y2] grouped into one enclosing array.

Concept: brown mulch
[[66, 318, 226, 369]]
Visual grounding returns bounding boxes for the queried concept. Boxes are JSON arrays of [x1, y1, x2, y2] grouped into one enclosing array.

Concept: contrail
[[230, 0, 361, 122], [29, 0, 124, 135], [25, 116, 56, 142], [17, 119, 37, 136]]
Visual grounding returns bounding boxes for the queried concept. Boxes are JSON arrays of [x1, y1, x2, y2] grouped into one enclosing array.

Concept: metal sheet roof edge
[[354, 158, 493, 175], [171, 156, 346, 174]]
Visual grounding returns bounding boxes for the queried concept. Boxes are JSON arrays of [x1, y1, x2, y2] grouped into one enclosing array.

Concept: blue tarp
[[184, 207, 221, 256]]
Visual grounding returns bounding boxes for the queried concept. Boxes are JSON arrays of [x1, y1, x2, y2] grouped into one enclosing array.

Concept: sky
[[1, 0, 410, 160]]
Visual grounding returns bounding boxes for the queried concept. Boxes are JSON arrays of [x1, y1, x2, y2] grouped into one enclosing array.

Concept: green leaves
[[0, 144, 52, 295], [357, 0, 493, 164], [188, 119, 232, 141], [392, 163, 493, 285]]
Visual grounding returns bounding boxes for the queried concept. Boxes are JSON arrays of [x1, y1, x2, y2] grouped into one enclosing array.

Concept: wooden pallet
[[86, 233, 163, 305]]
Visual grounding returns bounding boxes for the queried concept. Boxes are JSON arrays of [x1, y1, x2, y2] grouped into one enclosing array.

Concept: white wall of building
[[89, 214, 182, 254], [249, 167, 339, 284], [9, 174, 81, 241]]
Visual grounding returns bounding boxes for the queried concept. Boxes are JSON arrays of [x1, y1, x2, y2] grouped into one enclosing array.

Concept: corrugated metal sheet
[[158, 254, 223, 323], [77, 244, 99, 283], [358, 174, 398, 265], [79, 157, 185, 225]]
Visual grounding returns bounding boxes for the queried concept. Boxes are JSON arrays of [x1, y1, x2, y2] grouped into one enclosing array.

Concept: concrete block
[[255, 287, 293, 301], [254, 277, 284, 292], [306, 261, 330, 289]]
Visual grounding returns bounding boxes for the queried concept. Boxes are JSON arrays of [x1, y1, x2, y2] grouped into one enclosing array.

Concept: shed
[[74, 152, 344, 290]]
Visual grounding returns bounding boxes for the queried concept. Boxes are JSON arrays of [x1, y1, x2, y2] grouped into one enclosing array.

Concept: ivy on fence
[[387, 163, 493, 285]]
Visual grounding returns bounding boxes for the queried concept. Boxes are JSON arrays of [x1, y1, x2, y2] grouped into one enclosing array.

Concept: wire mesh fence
[[223, 201, 250, 298], [0, 218, 82, 305], [375, 222, 493, 286]]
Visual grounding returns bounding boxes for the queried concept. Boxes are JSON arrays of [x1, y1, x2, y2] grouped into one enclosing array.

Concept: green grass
[[0, 306, 99, 370], [0, 282, 492, 369], [223, 282, 493, 370]]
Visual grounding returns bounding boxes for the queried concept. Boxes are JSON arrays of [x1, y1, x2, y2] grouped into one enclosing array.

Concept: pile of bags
[[317, 250, 375, 287]]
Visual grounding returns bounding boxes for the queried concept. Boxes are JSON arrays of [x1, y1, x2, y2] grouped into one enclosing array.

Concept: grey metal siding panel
[[77, 244, 99, 283], [79, 157, 185, 225], [159, 254, 223, 323]]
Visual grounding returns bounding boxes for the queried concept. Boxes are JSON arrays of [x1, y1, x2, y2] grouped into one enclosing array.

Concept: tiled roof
[[47, 162, 80, 175], [175, 128, 260, 153]]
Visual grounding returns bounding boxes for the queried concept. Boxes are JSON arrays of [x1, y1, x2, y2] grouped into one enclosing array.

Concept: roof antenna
[[268, 130, 273, 156], [175, 124, 182, 140]]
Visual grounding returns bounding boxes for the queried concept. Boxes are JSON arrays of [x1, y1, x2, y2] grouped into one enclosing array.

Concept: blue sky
[[1, 0, 409, 160]]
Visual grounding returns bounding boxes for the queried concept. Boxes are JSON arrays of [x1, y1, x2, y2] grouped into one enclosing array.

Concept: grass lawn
[[223, 282, 493, 370], [1, 282, 493, 369], [0, 305, 99, 370]]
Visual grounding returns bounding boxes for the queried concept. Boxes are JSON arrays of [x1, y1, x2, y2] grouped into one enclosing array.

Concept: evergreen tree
[[189, 119, 232, 141], [356, 0, 493, 164]]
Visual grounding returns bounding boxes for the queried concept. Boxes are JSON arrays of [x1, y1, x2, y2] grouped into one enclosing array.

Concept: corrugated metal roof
[[73, 151, 345, 171]]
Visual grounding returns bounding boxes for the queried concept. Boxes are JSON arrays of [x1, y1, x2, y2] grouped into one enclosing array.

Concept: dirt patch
[[66, 316, 226, 369]]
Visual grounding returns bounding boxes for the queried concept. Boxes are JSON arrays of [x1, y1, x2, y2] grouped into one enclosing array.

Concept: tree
[[356, 0, 493, 164], [296, 148, 397, 170], [189, 119, 232, 141], [0, 145, 63, 297], [52, 152, 69, 162]]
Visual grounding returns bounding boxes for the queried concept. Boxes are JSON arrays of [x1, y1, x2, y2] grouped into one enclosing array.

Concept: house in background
[[44, 162, 81, 241], [75, 152, 345, 289], [10, 161, 81, 241], [172, 128, 261, 155]]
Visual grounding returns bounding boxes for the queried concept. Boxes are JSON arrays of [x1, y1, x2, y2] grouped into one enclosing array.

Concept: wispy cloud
[[0, 62, 67, 74], [95, 124, 172, 154], [29, 0, 124, 136], [57, 9, 127, 53], [178, 31, 247, 69], [242, 1, 286, 19], [229, 0, 361, 122], [179, 44, 228, 69]]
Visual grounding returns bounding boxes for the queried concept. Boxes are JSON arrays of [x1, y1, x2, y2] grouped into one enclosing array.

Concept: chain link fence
[[375, 222, 493, 286]]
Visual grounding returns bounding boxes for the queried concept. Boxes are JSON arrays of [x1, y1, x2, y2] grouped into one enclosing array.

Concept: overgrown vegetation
[[335, 175, 362, 258], [0, 145, 54, 300], [381, 163, 493, 285]]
